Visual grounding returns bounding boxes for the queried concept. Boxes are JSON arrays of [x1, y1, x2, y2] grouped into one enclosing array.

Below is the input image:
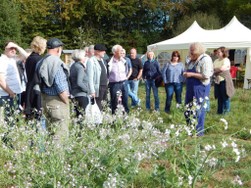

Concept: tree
[[0, 0, 22, 50], [173, 13, 222, 36]]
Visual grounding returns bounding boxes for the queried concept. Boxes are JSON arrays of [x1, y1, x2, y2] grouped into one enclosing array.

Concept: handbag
[[155, 75, 163, 87], [85, 97, 103, 124]]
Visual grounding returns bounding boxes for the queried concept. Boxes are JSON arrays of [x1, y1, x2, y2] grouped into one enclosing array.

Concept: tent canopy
[[148, 16, 251, 51], [147, 16, 251, 89]]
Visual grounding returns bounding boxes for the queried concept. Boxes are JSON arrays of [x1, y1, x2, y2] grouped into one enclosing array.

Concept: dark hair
[[171, 51, 181, 61], [217, 46, 229, 58]]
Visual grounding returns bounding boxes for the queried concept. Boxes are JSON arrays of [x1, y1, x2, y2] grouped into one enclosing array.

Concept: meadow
[[0, 82, 251, 188]]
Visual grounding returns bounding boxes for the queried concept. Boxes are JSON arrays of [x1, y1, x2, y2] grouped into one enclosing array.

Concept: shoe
[[137, 99, 141, 106], [176, 103, 181, 108], [154, 109, 160, 113]]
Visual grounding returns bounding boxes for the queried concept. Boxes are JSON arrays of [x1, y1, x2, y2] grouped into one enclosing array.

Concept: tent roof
[[148, 16, 251, 51]]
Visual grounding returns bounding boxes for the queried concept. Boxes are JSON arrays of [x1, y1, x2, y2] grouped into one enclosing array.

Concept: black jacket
[[24, 52, 43, 118]]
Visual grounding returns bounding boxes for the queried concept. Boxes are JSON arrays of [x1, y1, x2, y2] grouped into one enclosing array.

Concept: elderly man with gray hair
[[108, 44, 129, 114], [183, 42, 213, 136], [70, 49, 89, 116]]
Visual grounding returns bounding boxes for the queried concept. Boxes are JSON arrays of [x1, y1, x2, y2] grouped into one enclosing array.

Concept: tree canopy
[[1, 0, 251, 53]]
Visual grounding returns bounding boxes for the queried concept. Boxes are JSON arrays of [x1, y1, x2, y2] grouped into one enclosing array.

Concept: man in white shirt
[[0, 41, 28, 122]]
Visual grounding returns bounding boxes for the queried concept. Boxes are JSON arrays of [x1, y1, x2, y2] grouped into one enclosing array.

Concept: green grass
[[0, 82, 251, 187], [131, 83, 251, 187]]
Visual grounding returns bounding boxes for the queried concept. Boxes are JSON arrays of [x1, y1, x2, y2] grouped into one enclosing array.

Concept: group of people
[[0, 37, 235, 141]]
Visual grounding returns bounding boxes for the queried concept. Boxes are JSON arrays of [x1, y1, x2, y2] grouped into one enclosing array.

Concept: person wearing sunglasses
[[162, 51, 184, 113]]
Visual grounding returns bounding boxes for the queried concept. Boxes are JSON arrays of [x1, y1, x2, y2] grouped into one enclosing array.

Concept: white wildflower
[[231, 141, 237, 148], [205, 96, 209, 100], [178, 176, 183, 186], [221, 141, 228, 148], [233, 148, 240, 156], [188, 175, 193, 185], [220, 118, 228, 130], [206, 157, 218, 167], [199, 97, 203, 103], [232, 175, 243, 186], [235, 155, 240, 163], [203, 102, 208, 109]]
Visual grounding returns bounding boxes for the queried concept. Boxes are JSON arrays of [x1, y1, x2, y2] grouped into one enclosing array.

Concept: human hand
[[183, 72, 192, 78], [9, 92, 16, 98], [5, 42, 19, 49]]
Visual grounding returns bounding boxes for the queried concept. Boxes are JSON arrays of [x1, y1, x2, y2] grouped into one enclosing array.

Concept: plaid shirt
[[42, 68, 69, 96]]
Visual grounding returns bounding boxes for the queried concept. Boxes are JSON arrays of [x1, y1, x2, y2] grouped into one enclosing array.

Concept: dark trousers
[[214, 81, 229, 114], [96, 85, 108, 111], [74, 96, 89, 117], [109, 81, 129, 114]]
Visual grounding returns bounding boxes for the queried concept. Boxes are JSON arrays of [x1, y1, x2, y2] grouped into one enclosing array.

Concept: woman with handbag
[[162, 51, 184, 113], [70, 49, 89, 117]]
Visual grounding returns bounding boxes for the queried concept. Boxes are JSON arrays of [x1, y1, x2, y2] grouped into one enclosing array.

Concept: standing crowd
[[0, 37, 235, 142]]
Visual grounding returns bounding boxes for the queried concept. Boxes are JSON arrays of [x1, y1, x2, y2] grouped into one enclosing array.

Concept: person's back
[[39, 38, 70, 144], [230, 65, 238, 78]]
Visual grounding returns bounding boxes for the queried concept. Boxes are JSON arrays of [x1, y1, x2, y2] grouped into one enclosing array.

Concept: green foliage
[[0, 0, 22, 51], [173, 13, 222, 36], [1, 0, 251, 52]]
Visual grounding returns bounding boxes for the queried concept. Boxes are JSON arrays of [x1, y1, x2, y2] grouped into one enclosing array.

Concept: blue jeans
[[164, 83, 183, 112], [214, 81, 229, 114], [145, 79, 159, 110], [127, 80, 140, 106]]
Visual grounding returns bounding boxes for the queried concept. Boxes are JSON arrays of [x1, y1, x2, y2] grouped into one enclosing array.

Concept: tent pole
[[244, 47, 251, 89]]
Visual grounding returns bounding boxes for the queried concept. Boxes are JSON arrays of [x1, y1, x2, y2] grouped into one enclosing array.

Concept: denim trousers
[[145, 79, 159, 110], [127, 80, 140, 106], [214, 81, 230, 114], [164, 82, 183, 112], [109, 81, 129, 114]]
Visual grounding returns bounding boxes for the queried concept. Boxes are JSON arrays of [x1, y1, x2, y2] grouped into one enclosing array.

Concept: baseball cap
[[94, 44, 107, 51], [47, 38, 64, 49]]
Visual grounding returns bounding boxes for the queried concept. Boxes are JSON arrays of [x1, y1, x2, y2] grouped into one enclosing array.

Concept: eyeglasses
[[173, 55, 179, 57]]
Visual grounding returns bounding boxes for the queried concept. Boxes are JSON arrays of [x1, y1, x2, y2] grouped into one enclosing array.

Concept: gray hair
[[189, 42, 206, 55], [112, 44, 122, 54], [71, 49, 86, 62], [88, 45, 94, 51]]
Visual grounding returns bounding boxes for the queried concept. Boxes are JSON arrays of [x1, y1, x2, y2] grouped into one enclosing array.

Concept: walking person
[[183, 42, 213, 136], [142, 51, 161, 112], [162, 51, 184, 113]]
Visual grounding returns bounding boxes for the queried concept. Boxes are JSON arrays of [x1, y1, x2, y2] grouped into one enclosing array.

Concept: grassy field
[[132, 82, 251, 187], [0, 82, 251, 187]]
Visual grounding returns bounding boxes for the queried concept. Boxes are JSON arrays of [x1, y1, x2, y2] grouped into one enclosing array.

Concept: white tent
[[147, 16, 251, 89]]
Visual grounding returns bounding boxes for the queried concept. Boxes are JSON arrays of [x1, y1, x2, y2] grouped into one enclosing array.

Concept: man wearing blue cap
[[39, 38, 70, 143]]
